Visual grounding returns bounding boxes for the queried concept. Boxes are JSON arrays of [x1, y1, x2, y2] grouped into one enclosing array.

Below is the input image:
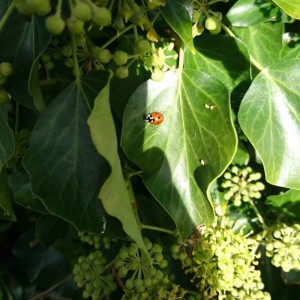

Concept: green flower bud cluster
[[144, 43, 178, 81], [73, 251, 117, 299], [115, 238, 174, 299], [192, 0, 224, 37], [79, 231, 115, 250], [173, 220, 271, 300], [221, 166, 265, 206], [264, 223, 300, 272], [147, 0, 166, 10], [13, 0, 51, 16]]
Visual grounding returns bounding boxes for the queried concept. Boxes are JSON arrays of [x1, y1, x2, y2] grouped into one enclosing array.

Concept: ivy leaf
[[185, 34, 250, 91], [272, 0, 300, 19], [0, 105, 14, 170], [238, 59, 300, 189], [226, 0, 280, 27], [121, 70, 237, 238], [0, 14, 51, 111], [161, 0, 195, 54], [88, 73, 146, 252], [266, 190, 300, 222], [23, 72, 110, 233], [233, 22, 283, 68]]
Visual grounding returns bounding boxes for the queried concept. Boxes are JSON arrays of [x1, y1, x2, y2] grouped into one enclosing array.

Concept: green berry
[[45, 15, 66, 35], [0, 89, 11, 104], [118, 266, 128, 278], [0, 62, 13, 77], [112, 16, 125, 31], [62, 45, 73, 57], [67, 17, 84, 34], [113, 50, 128, 66], [32, 0, 51, 16], [136, 39, 151, 54], [98, 49, 112, 64], [119, 246, 129, 259], [92, 7, 112, 26], [115, 66, 129, 79], [73, 2, 92, 22], [205, 16, 219, 31]]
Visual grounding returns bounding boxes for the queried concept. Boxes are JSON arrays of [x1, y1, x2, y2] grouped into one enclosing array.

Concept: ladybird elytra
[[144, 112, 164, 125]]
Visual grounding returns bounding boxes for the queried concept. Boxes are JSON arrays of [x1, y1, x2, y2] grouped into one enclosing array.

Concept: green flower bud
[[73, 2, 92, 22], [113, 50, 128, 66], [99, 49, 113, 64], [92, 7, 112, 26], [0, 89, 11, 104], [118, 265, 128, 278], [67, 17, 84, 34], [46, 15, 66, 35], [0, 62, 13, 77], [136, 39, 151, 54], [115, 66, 129, 79]]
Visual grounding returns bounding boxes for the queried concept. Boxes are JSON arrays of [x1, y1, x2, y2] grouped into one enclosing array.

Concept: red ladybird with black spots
[[144, 112, 164, 125]]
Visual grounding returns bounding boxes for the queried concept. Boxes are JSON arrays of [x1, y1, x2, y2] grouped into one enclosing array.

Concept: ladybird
[[144, 112, 164, 125]]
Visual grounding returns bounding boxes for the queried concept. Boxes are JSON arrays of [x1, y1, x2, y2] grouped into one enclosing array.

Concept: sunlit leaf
[[185, 34, 250, 91], [233, 22, 283, 68], [23, 72, 110, 233], [226, 0, 280, 27], [272, 0, 300, 19], [122, 69, 237, 238], [238, 59, 300, 189], [88, 73, 146, 252]]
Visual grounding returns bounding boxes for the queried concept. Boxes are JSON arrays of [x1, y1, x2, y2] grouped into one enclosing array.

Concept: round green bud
[[128, 244, 139, 256], [0, 89, 11, 104], [62, 45, 73, 57], [99, 48, 113, 64], [118, 265, 128, 278], [32, 0, 51, 16], [67, 17, 84, 34], [64, 58, 74, 68], [113, 50, 128, 66], [0, 62, 13, 77], [125, 278, 134, 289], [15, 0, 35, 15], [92, 7, 112, 26], [128, 260, 139, 270], [45, 61, 54, 70], [112, 16, 125, 31], [119, 246, 129, 259], [74, 2, 92, 22], [154, 252, 163, 262], [46, 15, 66, 35], [205, 17, 219, 31], [136, 39, 151, 54], [115, 66, 129, 79]]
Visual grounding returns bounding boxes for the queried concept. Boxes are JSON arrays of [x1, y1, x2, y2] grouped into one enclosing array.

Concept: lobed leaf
[[121, 69, 237, 238], [238, 59, 300, 189], [88, 72, 146, 252], [23, 72, 110, 233]]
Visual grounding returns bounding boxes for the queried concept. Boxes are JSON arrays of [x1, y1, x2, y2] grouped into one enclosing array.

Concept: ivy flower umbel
[[221, 166, 265, 206], [265, 223, 300, 272], [174, 220, 271, 300]]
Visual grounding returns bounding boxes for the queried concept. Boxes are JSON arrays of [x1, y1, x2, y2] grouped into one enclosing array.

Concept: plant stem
[[14, 103, 19, 134], [100, 24, 135, 49], [141, 224, 174, 235], [178, 44, 184, 70], [29, 275, 71, 300], [70, 33, 81, 80], [221, 23, 265, 72], [248, 198, 267, 230], [0, 1, 15, 31]]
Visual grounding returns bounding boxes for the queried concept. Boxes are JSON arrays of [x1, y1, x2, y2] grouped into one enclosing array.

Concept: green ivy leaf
[[272, 0, 300, 19], [0, 105, 14, 170], [0, 14, 51, 110], [266, 189, 300, 222], [238, 59, 300, 189], [226, 0, 279, 27], [121, 70, 237, 238], [185, 34, 250, 91], [88, 72, 146, 253], [233, 22, 283, 68], [0, 168, 16, 221], [23, 72, 110, 233], [161, 0, 195, 54]]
